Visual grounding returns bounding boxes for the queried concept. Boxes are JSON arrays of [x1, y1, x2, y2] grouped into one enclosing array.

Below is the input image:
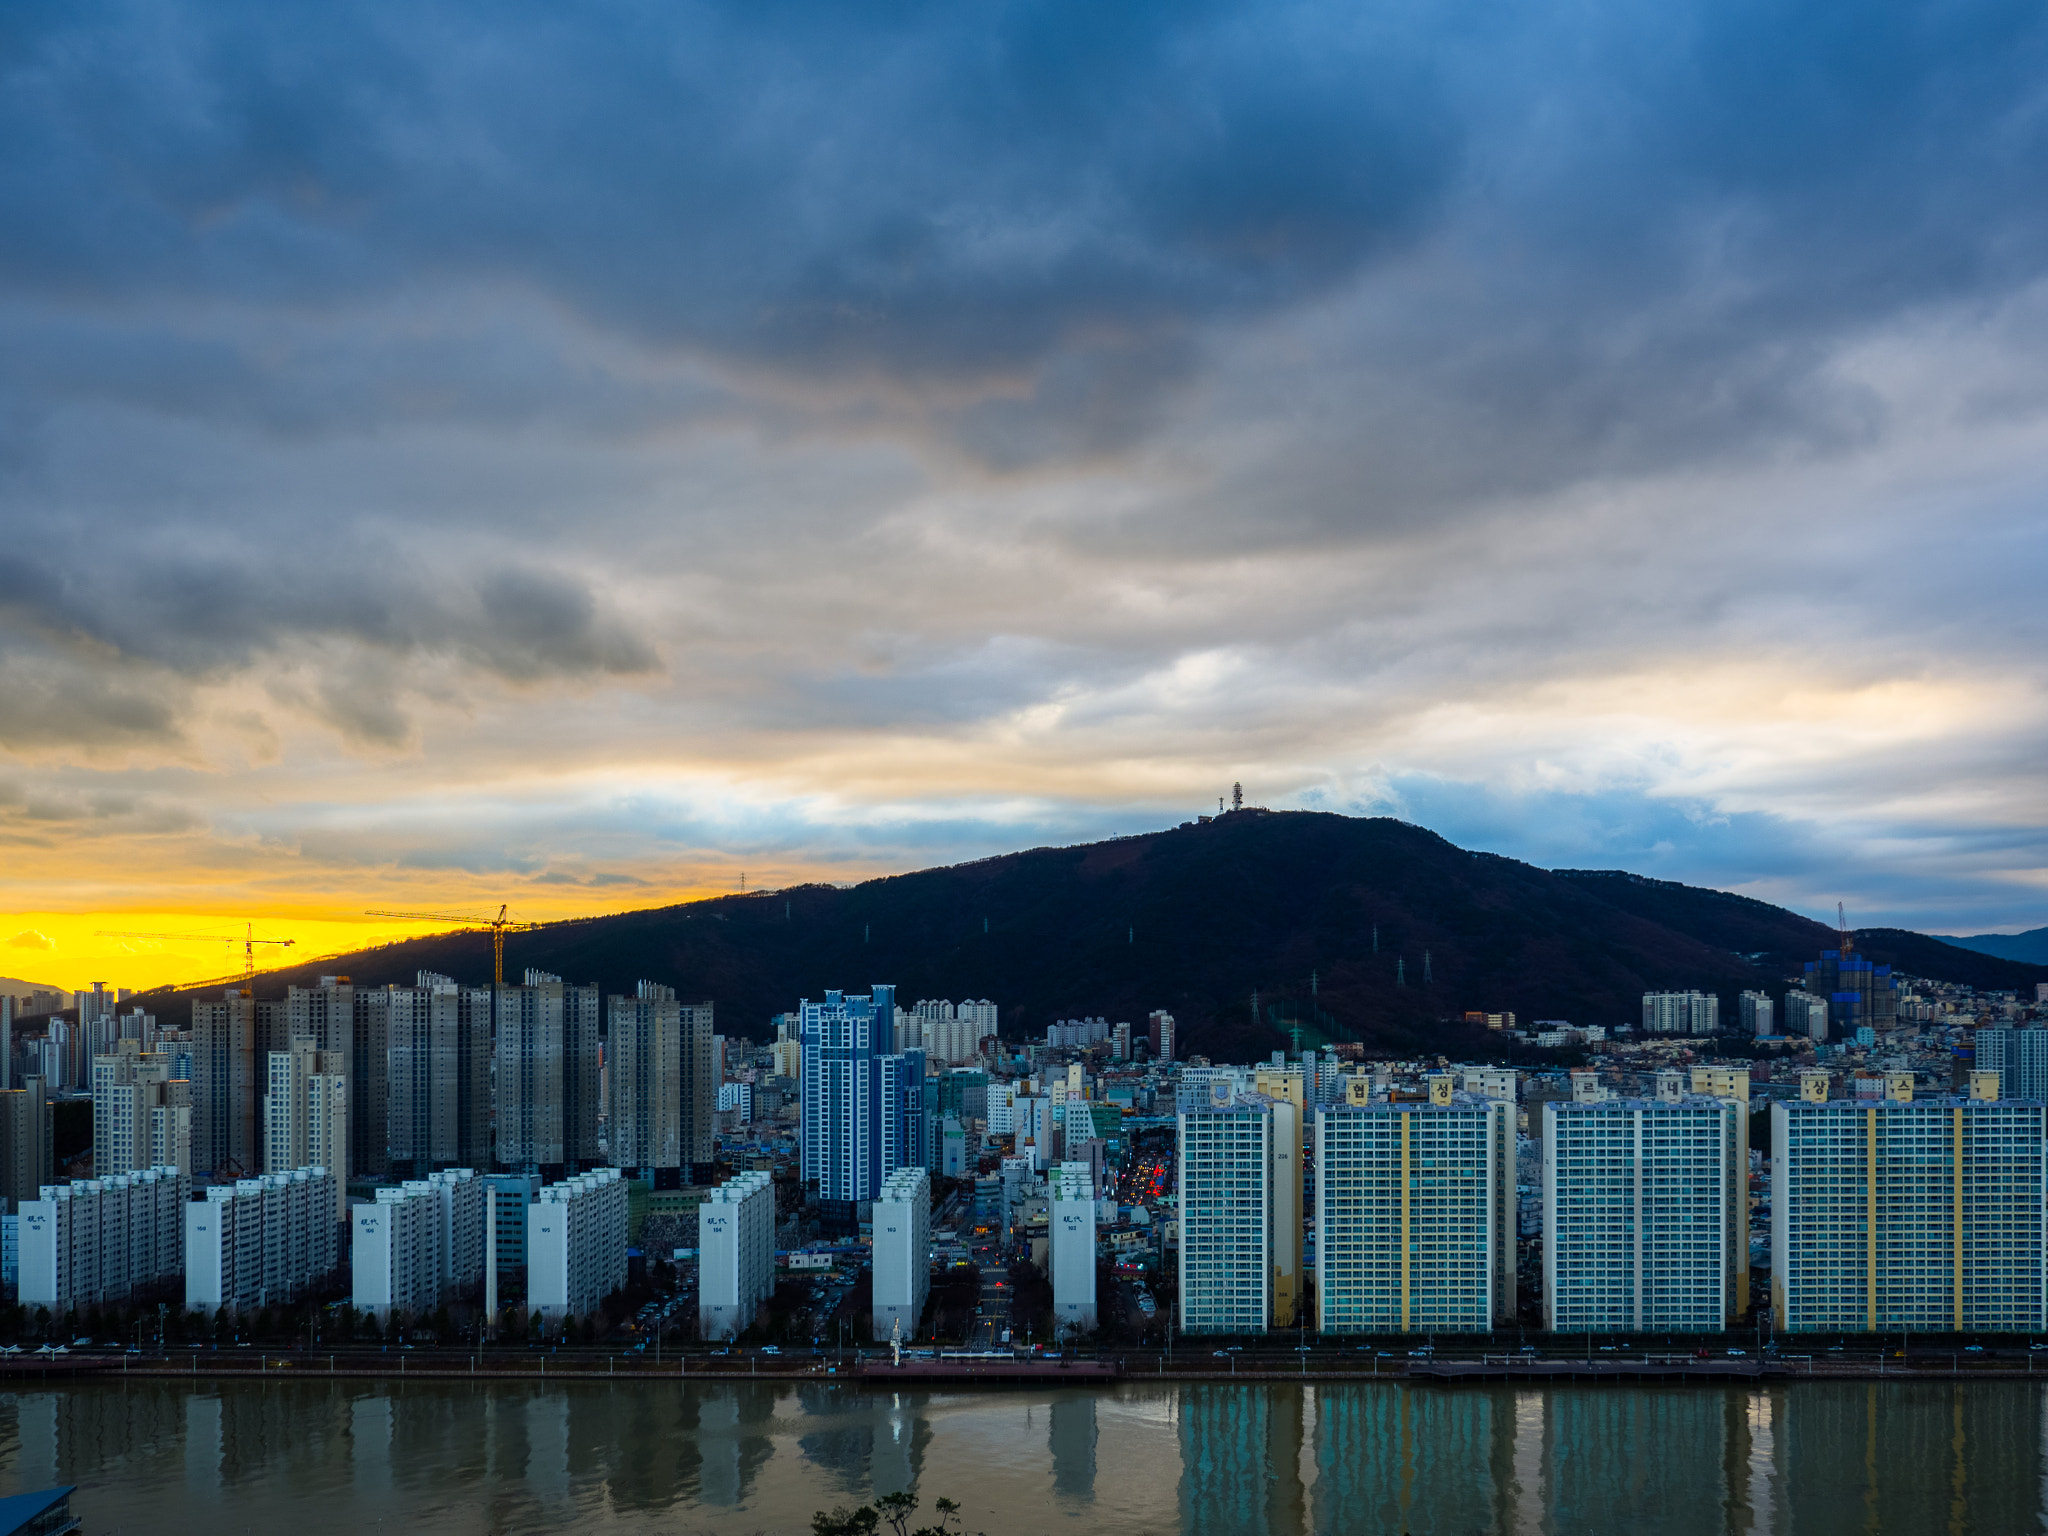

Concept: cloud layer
[[5, 0, 2048, 968]]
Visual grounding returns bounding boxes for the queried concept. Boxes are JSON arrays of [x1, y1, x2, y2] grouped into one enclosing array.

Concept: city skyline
[[6, 3, 2048, 978]]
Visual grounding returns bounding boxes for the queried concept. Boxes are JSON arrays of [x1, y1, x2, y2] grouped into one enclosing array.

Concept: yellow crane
[[96, 921, 297, 994], [363, 905, 541, 987]]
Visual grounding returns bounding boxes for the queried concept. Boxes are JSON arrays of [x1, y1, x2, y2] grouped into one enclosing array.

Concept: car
[[1518, 1345, 1539, 1354], [1965, 1345, 1985, 1353], [1828, 1345, 1844, 1352], [1726, 1349, 1747, 1357], [761, 1346, 781, 1355], [1598, 1345, 1619, 1352]]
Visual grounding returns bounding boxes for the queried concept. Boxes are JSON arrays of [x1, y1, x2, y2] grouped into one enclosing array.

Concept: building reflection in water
[[0, 1378, 2045, 1532], [1177, 1384, 1307, 1536], [1049, 1394, 1097, 1501]]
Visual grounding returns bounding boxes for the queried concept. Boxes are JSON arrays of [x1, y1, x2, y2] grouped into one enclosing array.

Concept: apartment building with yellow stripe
[[1772, 1071, 2048, 1332], [1313, 1075, 1517, 1333]]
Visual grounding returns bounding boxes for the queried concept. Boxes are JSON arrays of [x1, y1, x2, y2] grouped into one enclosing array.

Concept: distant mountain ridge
[[1941, 927, 2048, 966], [132, 811, 2048, 1060]]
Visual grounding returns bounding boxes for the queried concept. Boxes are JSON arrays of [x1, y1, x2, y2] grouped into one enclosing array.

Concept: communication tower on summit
[[1232, 782, 1243, 811]]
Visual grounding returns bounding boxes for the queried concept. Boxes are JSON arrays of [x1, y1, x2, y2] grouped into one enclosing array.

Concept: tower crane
[[96, 922, 296, 994], [363, 905, 540, 987]]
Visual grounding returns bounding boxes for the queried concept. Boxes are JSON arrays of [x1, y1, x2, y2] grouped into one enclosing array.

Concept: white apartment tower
[[871, 1166, 931, 1340], [1739, 990, 1776, 1037], [1641, 992, 1721, 1036], [350, 1168, 485, 1322], [264, 1039, 347, 1217], [185, 1167, 339, 1314], [529, 1166, 629, 1322], [1315, 1078, 1516, 1333], [1542, 1096, 1743, 1331], [91, 1041, 191, 1178], [1783, 989, 1830, 1042], [1177, 1085, 1284, 1334], [608, 983, 715, 1174], [19, 1167, 188, 1312], [1050, 1161, 1097, 1333], [698, 1169, 777, 1341], [1773, 1074, 2048, 1331]]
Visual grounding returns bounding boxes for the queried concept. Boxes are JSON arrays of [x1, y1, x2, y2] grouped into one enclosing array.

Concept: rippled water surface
[[2, 1377, 2045, 1533]]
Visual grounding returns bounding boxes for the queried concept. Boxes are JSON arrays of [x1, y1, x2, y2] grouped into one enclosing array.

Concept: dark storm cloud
[[4, 0, 2048, 927], [0, 0, 1456, 416]]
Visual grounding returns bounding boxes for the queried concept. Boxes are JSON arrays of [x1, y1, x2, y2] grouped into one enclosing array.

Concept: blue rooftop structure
[[0, 1484, 78, 1536]]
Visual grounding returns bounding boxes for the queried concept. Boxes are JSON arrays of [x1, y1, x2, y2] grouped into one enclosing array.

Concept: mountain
[[130, 812, 2048, 1060], [1940, 927, 2048, 967], [0, 975, 64, 1000]]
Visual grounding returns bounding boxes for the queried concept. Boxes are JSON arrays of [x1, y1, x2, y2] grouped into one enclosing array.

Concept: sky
[[5, 0, 2048, 990]]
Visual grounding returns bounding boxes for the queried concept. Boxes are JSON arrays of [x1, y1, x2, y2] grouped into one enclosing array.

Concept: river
[[1, 1378, 2043, 1534]]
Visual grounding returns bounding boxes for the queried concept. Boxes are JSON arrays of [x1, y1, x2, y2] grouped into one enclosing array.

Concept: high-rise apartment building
[[92, 1041, 192, 1178], [1973, 1026, 2048, 1103], [1315, 1077, 1516, 1333], [482, 1171, 540, 1301], [528, 1166, 628, 1322], [1800, 947, 1898, 1035], [348, 983, 391, 1181], [608, 982, 715, 1180], [349, 1168, 484, 1322], [192, 989, 269, 1177], [386, 973, 491, 1178], [1050, 1161, 1097, 1333], [1641, 992, 1721, 1036], [871, 1166, 931, 1341], [1739, 990, 1775, 1037], [698, 1169, 776, 1340], [1147, 1010, 1175, 1063], [497, 971, 603, 1175], [0, 1076, 51, 1211], [20, 1166, 188, 1313], [285, 974, 362, 1174], [185, 1167, 340, 1313], [1772, 1074, 2048, 1331], [800, 986, 929, 1230], [263, 1039, 347, 1217], [1177, 1083, 1290, 1334], [1783, 988, 1830, 1042], [1543, 1094, 1743, 1331], [1252, 1064, 1305, 1328]]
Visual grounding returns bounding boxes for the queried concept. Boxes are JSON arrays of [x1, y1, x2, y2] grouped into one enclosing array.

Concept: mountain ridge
[[126, 811, 2044, 1060], [1941, 926, 2048, 966]]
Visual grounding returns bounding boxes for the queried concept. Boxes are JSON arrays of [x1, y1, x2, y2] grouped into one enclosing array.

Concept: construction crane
[[363, 905, 540, 987], [96, 921, 296, 995], [1838, 902, 1855, 956]]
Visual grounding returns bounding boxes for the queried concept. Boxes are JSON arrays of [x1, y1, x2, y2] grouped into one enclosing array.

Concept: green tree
[[811, 1508, 880, 1536], [876, 1491, 918, 1536]]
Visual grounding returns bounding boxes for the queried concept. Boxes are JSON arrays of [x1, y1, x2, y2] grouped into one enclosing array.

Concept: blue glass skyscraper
[[799, 985, 927, 1232]]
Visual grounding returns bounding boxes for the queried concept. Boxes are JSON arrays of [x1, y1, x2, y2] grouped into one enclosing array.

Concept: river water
[[1, 1378, 2043, 1534]]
